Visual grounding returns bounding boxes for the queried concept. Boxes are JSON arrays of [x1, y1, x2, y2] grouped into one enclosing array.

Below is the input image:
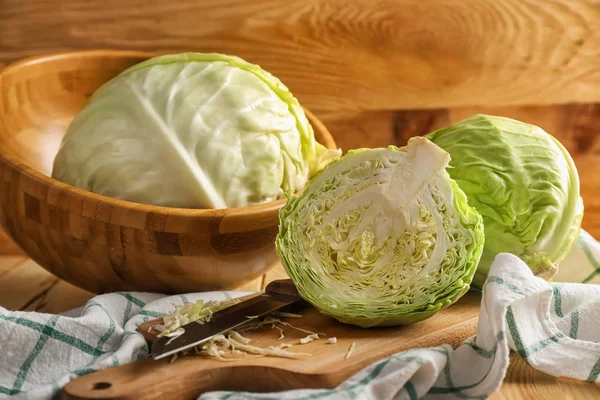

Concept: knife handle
[[265, 279, 300, 298]]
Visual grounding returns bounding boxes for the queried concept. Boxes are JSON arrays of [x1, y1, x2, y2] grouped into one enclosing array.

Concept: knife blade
[[150, 279, 306, 360]]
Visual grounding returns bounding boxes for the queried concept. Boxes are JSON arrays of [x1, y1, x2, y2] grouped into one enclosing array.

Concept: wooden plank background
[[2, 0, 599, 237], [1, 0, 600, 112]]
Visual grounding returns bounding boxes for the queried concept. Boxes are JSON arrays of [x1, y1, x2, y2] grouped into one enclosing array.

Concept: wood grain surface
[[1, 0, 600, 113], [0, 229, 22, 255]]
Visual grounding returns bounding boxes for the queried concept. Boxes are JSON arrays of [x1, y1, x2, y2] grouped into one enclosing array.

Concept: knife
[[150, 279, 307, 360]]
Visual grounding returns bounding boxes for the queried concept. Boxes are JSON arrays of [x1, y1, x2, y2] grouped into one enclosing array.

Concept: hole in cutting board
[[92, 382, 112, 390]]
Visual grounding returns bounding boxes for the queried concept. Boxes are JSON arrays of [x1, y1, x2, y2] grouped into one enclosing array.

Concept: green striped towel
[[2, 231, 600, 399]]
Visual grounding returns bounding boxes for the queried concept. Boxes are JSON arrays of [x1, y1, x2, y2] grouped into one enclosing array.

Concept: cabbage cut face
[[276, 138, 485, 328], [52, 53, 340, 209], [427, 114, 584, 288]]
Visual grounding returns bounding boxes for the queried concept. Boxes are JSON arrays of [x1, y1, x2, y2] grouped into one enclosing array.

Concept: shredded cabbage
[[154, 298, 241, 338], [156, 300, 323, 362]]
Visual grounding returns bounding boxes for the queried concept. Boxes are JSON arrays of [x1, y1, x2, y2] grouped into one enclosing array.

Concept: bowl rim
[[0, 49, 338, 218]]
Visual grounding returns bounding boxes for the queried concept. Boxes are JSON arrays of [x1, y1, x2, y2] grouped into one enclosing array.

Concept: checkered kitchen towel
[[2, 231, 600, 399]]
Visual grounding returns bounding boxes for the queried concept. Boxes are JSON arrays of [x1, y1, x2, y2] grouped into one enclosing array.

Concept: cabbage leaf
[[427, 114, 584, 288], [52, 53, 340, 209]]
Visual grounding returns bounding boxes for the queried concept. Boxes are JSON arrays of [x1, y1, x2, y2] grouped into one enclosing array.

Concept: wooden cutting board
[[59, 292, 481, 400]]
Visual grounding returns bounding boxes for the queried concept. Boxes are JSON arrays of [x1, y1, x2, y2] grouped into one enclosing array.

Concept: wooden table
[[2, 229, 600, 399]]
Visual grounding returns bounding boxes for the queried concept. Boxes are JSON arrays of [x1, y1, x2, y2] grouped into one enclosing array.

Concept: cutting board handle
[[265, 278, 300, 298]]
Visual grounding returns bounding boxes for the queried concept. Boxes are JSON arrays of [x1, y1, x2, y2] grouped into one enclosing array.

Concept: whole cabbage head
[[52, 53, 341, 209], [426, 114, 584, 288], [276, 137, 485, 328]]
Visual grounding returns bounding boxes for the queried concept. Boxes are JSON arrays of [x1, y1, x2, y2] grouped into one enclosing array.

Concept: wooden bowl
[[0, 50, 338, 294]]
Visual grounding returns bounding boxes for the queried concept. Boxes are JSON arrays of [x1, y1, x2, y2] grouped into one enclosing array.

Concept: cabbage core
[[276, 138, 485, 328]]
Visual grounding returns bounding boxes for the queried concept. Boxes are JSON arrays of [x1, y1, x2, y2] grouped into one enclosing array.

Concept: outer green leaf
[[427, 114, 584, 288], [52, 53, 340, 209]]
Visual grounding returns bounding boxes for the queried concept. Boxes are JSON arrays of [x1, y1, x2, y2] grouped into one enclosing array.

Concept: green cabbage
[[427, 114, 584, 288], [275, 138, 485, 328], [52, 53, 340, 209]]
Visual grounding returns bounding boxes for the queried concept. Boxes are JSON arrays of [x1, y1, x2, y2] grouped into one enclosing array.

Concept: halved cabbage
[[52, 53, 340, 209], [276, 138, 485, 328], [427, 115, 584, 288]]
